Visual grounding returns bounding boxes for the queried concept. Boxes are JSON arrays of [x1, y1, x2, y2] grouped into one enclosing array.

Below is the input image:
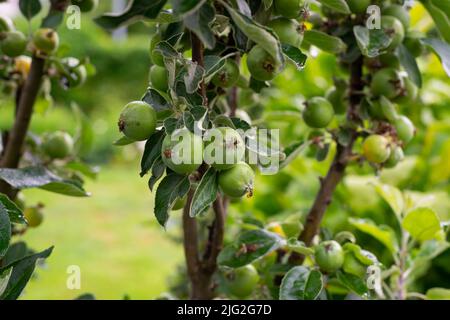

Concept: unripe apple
[[24, 205, 44, 228], [302, 97, 334, 128], [315, 240, 344, 273], [218, 162, 255, 198], [273, 0, 304, 19], [362, 135, 391, 164], [0, 31, 27, 57], [204, 127, 245, 171], [149, 65, 168, 92], [393, 115, 415, 144], [225, 265, 260, 298], [246, 45, 282, 81], [118, 101, 157, 141], [381, 16, 405, 51], [212, 59, 240, 88], [33, 28, 59, 54], [41, 131, 74, 159], [267, 18, 303, 47]]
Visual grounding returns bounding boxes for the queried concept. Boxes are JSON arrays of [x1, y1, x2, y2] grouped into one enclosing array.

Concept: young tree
[[0, 0, 96, 299]]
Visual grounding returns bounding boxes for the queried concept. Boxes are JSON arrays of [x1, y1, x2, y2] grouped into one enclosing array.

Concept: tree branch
[[290, 56, 364, 263]]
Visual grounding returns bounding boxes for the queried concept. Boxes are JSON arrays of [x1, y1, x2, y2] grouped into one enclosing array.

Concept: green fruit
[[42, 131, 74, 159], [118, 101, 157, 141], [394, 78, 418, 105], [150, 34, 164, 67], [326, 87, 346, 114], [404, 30, 425, 57], [246, 45, 282, 81], [0, 31, 27, 57], [33, 28, 59, 54], [362, 135, 391, 164], [212, 59, 240, 88], [274, 0, 304, 19], [204, 127, 245, 171], [394, 115, 415, 144], [343, 251, 367, 278], [225, 265, 260, 298], [378, 53, 401, 69], [371, 68, 403, 99], [383, 4, 410, 30], [62, 57, 87, 88], [149, 65, 168, 92], [384, 146, 404, 168], [71, 0, 98, 12], [315, 240, 344, 273], [267, 18, 303, 47], [218, 162, 255, 198], [346, 0, 370, 14], [302, 97, 334, 128], [161, 128, 203, 175], [24, 206, 44, 228], [172, 196, 187, 210], [381, 16, 405, 51], [0, 15, 14, 32]]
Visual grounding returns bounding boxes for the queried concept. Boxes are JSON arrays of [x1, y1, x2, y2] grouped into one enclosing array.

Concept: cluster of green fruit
[[118, 101, 255, 201], [0, 16, 87, 89], [314, 240, 377, 278]]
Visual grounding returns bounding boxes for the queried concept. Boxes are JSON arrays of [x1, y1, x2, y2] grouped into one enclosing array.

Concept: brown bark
[[290, 56, 364, 263]]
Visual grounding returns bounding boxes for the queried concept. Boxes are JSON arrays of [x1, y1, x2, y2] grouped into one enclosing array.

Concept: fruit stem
[[290, 55, 364, 263]]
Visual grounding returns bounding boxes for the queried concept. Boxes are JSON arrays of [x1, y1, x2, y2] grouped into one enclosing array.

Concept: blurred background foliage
[[0, 1, 448, 299]]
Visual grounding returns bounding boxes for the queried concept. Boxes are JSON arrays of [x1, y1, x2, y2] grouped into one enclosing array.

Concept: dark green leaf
[[142, 88, 172, 112], [19, 0, 42, 20], [279, 266, 323, 300], [182, 60, 205, 94], [190, 167, 218, 217], [315, 143, 330, 162], [249, 77, 269, 93], [319, 0, 351, 14], [223, 2, 284, 63], [1, 242, 29, 266], [0, 246, 53, 300], [0, 194, 26, 224], [154, 174, 190, 227], [304, 30, 347, 54], [184, 2, 216, 49], [164, 117, 182, 135], [353, 26, 391, 58], [204, 55, 227, 82], [397, 44, 422, 88], [140, 130, 165, 177], [336, 271, 368, 296], [0, 167, 89, 197], [0, 204, 11, 258], [148, 158, 166, 191], [172, 0, 207, 15], [94, 0, 168, 29], [218, 229, 283, 268], [421, 38, 450, 76], [349, 218, 399, 254], [282, 44, 307, 70]]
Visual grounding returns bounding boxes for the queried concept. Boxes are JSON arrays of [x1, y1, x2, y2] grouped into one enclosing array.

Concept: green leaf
[[0, 247, 53, 300], [94, 0, 168, 29], [286, 239, 314, 256], [142, 88, 172, 113], [426, 288, 450, 300], [72, 104, 94, 156], [349, 218, 399, 254], [222, 2, 284, 64], [430, 0, 450, 20], [402, 207, 442, 242], [1, 242, 29, 266], [0, 204, 11, 258], [409, 240, 450, 278], [319, 0, 350, 14], [336, 271, 368, 296], [304, 30, 347, 54], [421, 38, 450, 76], [353, 26, 391, 58], [419, 0, 450, 43], [184, 2, 216, 50], [113, 135, 135, 146], [279, 266, 323, 300], [0, 167, 89, 197], [140, 130, 165, 177], [373, 183, 404, 218], [182, 60, 205, 94], [148, 158, 166, 191], [154, 173, 190, 227], [190, 167, 218, 217], [280, 140, 310, 169], [204, 55, 227, 82], [0, 194, 26, 224], [0, 268, 12, 297], [172, 0, 207, 15], [19, 0, 42, 20], [397, 44, 422, 88], [282, 44, 307, 70], [218, 229, 283, 268]]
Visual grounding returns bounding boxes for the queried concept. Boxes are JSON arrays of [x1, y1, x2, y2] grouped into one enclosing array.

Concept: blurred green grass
[[16, 162, 182, 300]]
